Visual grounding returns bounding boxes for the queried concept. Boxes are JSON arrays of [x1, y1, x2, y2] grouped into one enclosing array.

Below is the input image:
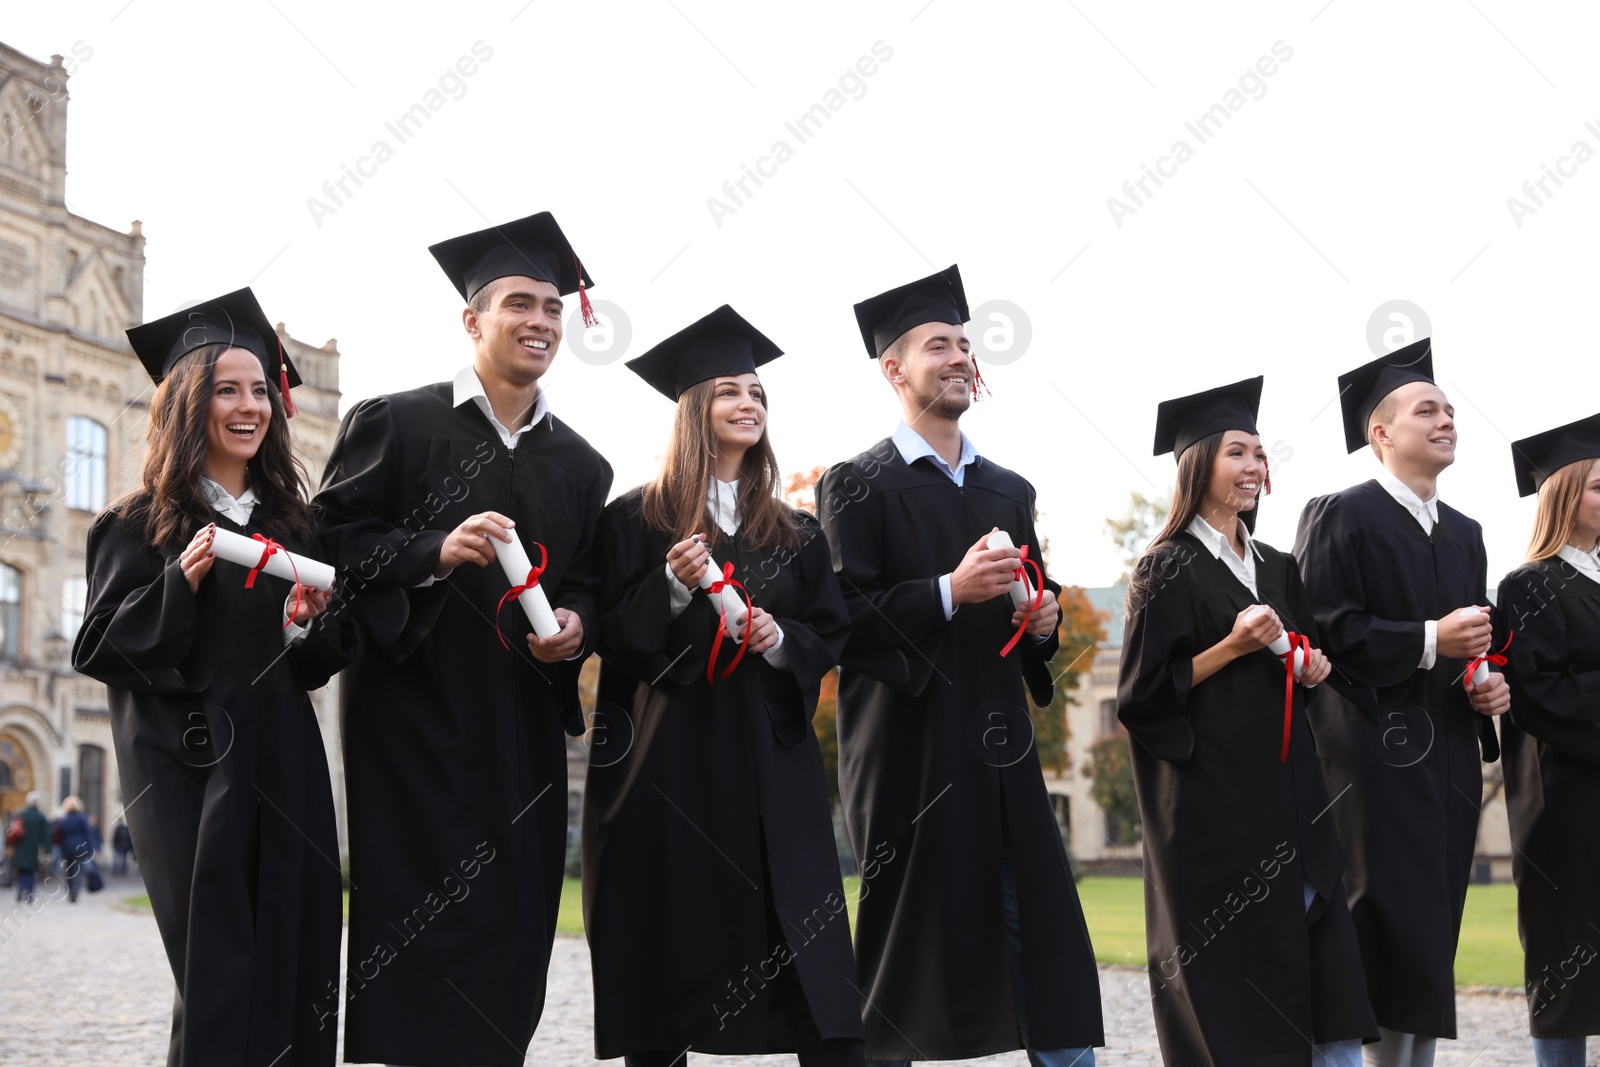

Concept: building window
[[0, 562, 19, 662], [62, 574, 87, 642], [1099, 698, 1118, 738], [78, 745, 105, 830], [66, 417, 108, 512]]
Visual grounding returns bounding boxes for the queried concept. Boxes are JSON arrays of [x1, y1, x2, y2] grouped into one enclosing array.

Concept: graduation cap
[[852, 264, 969, 360], [625, 305, 782, 401], [1510, 412, 1600, 497], [126, 288, 299, 416], [428, 210, 596, 325], [1337, 339, 1435, 454], [1153, 376, 1263, 457]]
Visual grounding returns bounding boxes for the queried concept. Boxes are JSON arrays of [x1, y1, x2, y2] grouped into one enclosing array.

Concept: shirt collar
[[1557, 544, 1600, 580], [200, 477, 258, 523], [452, 366, 551, 432], [892, 420, 977, 477], [707, 478, 740, 537], [1186, 513, 1264, 562], [1375, 466, 1440, 526]]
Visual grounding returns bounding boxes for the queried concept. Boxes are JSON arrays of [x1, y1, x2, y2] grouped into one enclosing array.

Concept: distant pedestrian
[[10, 791, 49, 903], [111, 820, 132, 877], [55, 796, 93, 903]]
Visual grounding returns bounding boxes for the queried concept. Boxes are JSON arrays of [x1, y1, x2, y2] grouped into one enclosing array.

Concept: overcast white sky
[[10, 1, 1597, 588]]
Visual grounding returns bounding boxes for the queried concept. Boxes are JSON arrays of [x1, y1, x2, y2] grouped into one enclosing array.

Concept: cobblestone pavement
[[0, 871, 1587, 1065]]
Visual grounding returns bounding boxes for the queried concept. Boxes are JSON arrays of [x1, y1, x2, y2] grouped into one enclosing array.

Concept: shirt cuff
[[761, 624, 787, 669], [416, 570, 448, 588], [1420, 620, 1438, 670], [665, 562, 695, 620], [282, 597, 310, 646], [938, 574, 955, 621]]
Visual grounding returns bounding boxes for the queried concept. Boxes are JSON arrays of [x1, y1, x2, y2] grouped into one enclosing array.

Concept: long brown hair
[[639, 376, 799, 552], [116, 342, 311, 551], [1526, 457, 1600, 562]]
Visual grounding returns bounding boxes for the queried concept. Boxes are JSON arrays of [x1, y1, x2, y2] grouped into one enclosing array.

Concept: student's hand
[[1011, 588, 1060, 636], [1300, 646, 1332, 687], [1467, 671, 1511, 716], [181, 524, 217, 594], [436, 512, 515, 577], [527, 608, 583, 663], [1437, 606, 1492, 660], [1226, 605, 1282, 655], [745, 607, 779, 654], [951, 528, 1020, 606], [667, 535, 710, 588], [290, 583, 334, 624]]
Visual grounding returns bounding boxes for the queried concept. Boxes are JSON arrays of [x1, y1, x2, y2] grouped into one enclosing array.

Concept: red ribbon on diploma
[[706, 560, 753, 685], [494, 541, 549, 651], [1277, 631, 1310, 763], [246, 532, 302, 630], [1464, 631, 1513, 691], [999, 546, 1046, 658]]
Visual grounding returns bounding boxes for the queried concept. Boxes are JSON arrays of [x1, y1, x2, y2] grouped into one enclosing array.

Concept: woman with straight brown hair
[[581, 306, 863, 1067], [1494, 413, 1600, 1067]]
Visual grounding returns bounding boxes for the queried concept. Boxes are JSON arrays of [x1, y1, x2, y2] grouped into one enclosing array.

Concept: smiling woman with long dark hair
[[72, 289, 348, 1067]]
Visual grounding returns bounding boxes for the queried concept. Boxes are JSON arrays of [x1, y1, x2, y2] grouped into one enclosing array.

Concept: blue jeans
[[1531, 1036, 1587, 1066]]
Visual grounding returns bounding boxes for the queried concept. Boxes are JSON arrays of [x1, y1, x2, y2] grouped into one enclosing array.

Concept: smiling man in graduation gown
[[1291, 341, 1510, 1067], [818, 266, 1103, 1065], [314, 212, 612, 1066]]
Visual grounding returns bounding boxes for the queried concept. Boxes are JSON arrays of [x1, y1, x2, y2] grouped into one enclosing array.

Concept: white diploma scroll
[[1459, 607, 1492, 685], [210, 527, 336, 592], [695, 541, 749, 641], [493, 534, 562, 639], [986, 530, 1037, 610], [1246, 604, 1304, 678]]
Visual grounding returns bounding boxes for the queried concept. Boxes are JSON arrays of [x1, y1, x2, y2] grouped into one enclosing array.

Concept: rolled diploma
[[986, 530, 1036, 609], [210, 527, 335, 592], [695, 548, 748, 641], [1246, 605, 1304, 678], [1459, 607, 1491, 685], [492, 534, 561, 638]]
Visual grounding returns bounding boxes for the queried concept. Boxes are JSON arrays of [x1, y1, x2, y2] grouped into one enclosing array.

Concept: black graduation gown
[[582, 489, 862, 1057], [1117, 533, 1378, 1065], [313, 385, 611, 1066], [1495, 559, 1600, 1038], [72, 506, 347, 1067], [1292, 480, 1498, 1039], [818, 440, 1104, 1059]]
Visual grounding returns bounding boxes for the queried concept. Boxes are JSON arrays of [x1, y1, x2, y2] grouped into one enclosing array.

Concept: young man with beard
[[314, 212, 612, 1066], [1292, 340, 1510, 1067], [818, 266, 1103, 1066]]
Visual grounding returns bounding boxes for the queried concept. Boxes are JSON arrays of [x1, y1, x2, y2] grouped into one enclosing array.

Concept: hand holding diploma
[[1244, 605, 1304, 679], [492, 531, 561, 639], [209, 527, 337, 592], [673, 534, 748, 642], [951, 527, 1020, 607]]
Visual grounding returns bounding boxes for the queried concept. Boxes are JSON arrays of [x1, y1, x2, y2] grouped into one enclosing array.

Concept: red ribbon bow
[[494, 541, 549, 651], [1464, 631, 1513, 691], [999, 545, 1046, 658], [706, 560, 754, 684], [1277, 631, 1310, 762], [246, 533, 302, 630]]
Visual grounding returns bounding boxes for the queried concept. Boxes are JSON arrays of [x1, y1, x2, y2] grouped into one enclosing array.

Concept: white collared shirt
[[1558, 544, 1600, 583], [452, 365, 550, 450], [665, 478, 787, 667], [893, 421, 978, 621], [200, 477, 308, 645], [1374, 467, 1443, 669], [1186, 514, 1264, 598]]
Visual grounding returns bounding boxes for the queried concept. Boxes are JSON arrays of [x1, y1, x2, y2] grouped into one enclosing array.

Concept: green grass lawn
[[127, 877, 1526, 989]]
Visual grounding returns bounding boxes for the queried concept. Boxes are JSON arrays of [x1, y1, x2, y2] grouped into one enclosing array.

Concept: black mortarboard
[[1337, 339, 1435, 454], [1511, 412, 1600, 497], [1153, 376, 1263, 457], [428, 211, 595, 306], [126, 288, 301, 404], [852, 264, 969, 359], [625, 305, 782, 401]]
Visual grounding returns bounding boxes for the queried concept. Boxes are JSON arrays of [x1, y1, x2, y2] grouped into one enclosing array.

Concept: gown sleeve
[[313, 396, 451, 660], [595, 495, 717, 688], [1497, 568, 1600, 766], [1293, 492, 1427, 694], [754, 513, 852, 744], [1116, 545, 1200, 764], [1016, 488, 1064, 707], [71, 509, 214, 696]]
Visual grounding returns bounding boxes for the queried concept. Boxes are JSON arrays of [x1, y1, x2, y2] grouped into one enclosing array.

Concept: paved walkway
[[0, 870, 1585, 1065]]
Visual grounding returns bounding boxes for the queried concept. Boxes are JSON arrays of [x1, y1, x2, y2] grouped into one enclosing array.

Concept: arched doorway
[[0, 729, 37, 818]]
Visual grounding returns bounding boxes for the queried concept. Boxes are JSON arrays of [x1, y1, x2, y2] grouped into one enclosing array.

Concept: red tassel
[[969, 355, 990, 401], [277, 339, 296, 419], [576, 255, 599, 328], [1262, 456, 1271, 495]]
